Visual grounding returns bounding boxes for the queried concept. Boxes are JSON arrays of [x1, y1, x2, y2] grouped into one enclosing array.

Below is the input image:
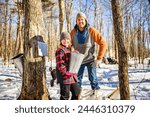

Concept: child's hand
[[65, 72, 76, 78], [72, 49, 78, 53], [66, 71, 73, 76], [71, 46, 79, 53]]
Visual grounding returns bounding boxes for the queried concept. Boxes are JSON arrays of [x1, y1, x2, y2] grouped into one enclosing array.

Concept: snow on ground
[[0, 58, 150, 100]]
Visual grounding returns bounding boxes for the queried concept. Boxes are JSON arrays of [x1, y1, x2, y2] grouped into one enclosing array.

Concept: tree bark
[[3, 0, 8, 64], [7, 13, 12, 61], [111, 0, 130, 100], [15, 2, 21, 55], [65, 0, 73, 32], [0, 1, 4, 57], [18, 0, 50, 100], [124, 0, 130, 58], [58, 0, 65, 34]]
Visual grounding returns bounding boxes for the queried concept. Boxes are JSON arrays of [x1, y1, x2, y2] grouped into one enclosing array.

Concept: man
[[70, 12, 107, 94]]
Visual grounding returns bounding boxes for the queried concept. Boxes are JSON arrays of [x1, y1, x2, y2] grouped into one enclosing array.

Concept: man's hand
[[92, 60, 102, 68]]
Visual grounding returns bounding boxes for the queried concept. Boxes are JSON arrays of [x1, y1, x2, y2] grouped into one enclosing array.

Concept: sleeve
[[89, 27, 107, 60], [70, 29, 75, 45], [55, 49, 71, 79], [55, 49, 67, 76]]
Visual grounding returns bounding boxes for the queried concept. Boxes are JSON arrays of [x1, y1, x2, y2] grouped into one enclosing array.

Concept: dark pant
[[60, 82, 81, 100]]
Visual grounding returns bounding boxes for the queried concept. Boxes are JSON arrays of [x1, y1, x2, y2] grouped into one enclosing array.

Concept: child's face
[[61, 38, 71, 47]]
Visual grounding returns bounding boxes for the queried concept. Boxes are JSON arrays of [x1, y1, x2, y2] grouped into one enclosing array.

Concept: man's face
[[76, 16, 86, 30]]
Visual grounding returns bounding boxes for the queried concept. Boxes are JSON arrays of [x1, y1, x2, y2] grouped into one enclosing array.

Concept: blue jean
[[77, 62, 100, 90]]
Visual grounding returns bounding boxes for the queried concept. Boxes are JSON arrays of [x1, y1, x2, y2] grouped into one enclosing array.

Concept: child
[[55, 32, 81, 100]]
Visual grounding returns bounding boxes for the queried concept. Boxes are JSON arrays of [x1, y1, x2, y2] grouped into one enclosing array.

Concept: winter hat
[[60, 32, 71, 41], [76, 12, 87, 21]]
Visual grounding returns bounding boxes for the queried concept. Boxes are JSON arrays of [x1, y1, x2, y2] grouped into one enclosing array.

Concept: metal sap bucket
[[11, 54, 23, 75], [69, 51, 84, 74]]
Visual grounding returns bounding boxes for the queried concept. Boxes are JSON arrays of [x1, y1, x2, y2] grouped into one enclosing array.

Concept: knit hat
[[60, 32, 71, 41], [76, 12, 87, 21]]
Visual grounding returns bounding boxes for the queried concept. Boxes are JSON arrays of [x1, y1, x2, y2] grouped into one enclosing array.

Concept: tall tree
[[124, 0, 130, 58], [14, 0, 23, 55], [65, 0, 73, 32], [0, 1, 4, 57], [18, 0, 50, 100], [137, 0, 143, 64], [3, 0, 8, 64], [78, 0, 82, 12], [58, 0, 65, 34], [42, 1, 57, 62], [111, 0, 130, 100], [7, 12, 12, 61]]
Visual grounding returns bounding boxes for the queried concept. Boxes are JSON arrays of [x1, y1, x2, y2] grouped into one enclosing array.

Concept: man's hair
[[76, 12, 87, 21]]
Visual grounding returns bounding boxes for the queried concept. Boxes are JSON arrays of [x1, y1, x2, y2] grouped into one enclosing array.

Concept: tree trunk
[[7, 13, 12, 61], [3, 0, 8, 64], [0, 1, 3, 57], [18, 0, 50, 100], [15, 7, 21, 55], [112, 28, 118, 60], [47, 11, 51, 62], [58, 0, 65, 34], [65, 0, 73, 32], [137, 0, 143, 64], [15, 0, 23, 55], [124, 0, 130, 58], [78, 0, 82, 11], [111, 0, 130, 100], [93, 0, 97, 28]]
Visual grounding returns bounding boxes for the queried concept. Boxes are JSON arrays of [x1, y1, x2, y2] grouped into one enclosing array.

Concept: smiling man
[[70, 12, 107, 95]]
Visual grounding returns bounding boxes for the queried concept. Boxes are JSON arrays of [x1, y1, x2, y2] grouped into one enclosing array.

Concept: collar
[[74, 23, 90, 32]]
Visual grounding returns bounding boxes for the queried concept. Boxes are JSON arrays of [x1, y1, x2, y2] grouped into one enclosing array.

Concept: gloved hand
[[74, 50, 79, 53], [65, 72, 75, 78], [92, 60, 102, 68]]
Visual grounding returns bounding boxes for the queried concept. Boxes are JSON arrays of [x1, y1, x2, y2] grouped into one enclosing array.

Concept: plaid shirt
[[55, 45, 77, 84]]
